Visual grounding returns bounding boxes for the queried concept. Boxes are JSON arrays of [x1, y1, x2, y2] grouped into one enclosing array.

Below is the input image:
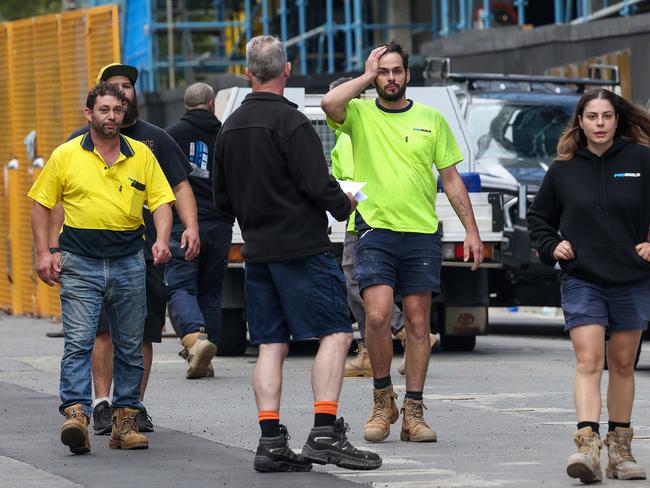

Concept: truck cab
[[424, 58, 621, 307]]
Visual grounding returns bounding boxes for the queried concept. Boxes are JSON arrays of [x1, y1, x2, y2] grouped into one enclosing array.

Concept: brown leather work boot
[[181, 328, 217, 379], [344, 343, 373, 377], [566, 427, 602, 482], [363, 385, 399, 442], [604, 427, 646, 480], [400, 398, 437, 442], [61, 404, 90, 454], [397, 332, 438, 376], [109, 407, 149, 450]]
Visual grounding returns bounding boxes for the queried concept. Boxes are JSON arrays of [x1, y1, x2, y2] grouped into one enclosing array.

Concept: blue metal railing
[[85, 0, 641, 91]]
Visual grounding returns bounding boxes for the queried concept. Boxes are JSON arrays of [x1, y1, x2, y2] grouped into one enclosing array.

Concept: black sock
[[405, 391, 423, 401], [608, 421, 631, 432], [314, 413, 336, 428], [260, 419, 280, 438], [577, 421, 600, 434], [373, 376, 392, 390]]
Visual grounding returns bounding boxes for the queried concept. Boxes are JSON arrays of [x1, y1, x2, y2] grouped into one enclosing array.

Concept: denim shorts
[[355, 228, 442, 296], [561, 276, 650, 332], [245, 252, 353, 345]]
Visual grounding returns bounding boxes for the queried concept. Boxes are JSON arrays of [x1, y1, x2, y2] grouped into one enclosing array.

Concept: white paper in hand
[[327, 180, 368, 226]]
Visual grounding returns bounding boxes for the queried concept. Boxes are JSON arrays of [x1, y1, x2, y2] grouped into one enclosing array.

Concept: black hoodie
[[527, 139, 650, 285], [166, 109, 232, 223]]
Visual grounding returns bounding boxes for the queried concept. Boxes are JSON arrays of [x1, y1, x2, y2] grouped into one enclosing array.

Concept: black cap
[[96, 63, 138, 85]]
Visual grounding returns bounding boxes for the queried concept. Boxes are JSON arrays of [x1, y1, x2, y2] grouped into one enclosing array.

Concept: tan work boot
[[364, 385, 399, 442], [604, 427, 646, 480], [400, 398, 437, 442], [109, 407, 149, 450], [566, 427, 602, 482], [397, 332, 438, 376], [61, 404, 90, 454], [181, 328, 217, 379], [344, 343, 373, 377]]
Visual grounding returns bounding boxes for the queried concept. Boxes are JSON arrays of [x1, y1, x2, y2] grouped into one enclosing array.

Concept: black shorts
[[97, 260, 167, 343]]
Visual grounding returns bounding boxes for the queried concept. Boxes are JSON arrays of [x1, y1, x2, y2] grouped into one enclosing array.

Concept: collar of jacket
[[242, 91, 298, 109]]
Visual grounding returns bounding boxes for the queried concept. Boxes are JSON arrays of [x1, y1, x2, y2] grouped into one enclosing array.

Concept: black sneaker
[[135, 407, 154, 432], [254, 425, 313, 473], [92, 400, 112, 435], [302, 417, 382, 471]]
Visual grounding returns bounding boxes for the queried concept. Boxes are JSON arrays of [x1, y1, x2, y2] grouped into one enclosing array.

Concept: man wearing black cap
[[56, 63, 200, 435]]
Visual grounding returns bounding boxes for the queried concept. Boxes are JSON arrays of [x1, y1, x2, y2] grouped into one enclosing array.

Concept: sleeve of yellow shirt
[[432, 111, 464, 170], [27, 150, 63, 209], [143, 150, 176, 212], [326, 98, 360, 135]]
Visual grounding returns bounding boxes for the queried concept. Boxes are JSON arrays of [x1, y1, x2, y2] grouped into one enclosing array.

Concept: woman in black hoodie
[[528, 89, 650, 483]]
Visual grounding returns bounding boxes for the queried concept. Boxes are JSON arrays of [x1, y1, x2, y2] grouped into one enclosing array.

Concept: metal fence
[[0, 5, 120, 318]]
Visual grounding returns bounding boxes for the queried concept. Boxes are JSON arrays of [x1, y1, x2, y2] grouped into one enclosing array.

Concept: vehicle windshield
[[467, 102, 574, 161]]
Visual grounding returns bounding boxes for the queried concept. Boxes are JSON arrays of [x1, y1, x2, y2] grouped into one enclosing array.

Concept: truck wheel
[[440, 333, 476, 352], [217, 308, 247, 356]]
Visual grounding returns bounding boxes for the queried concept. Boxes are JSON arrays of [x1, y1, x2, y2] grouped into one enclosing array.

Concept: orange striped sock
[[314, 401, 338, 427], [258, 410, 280, 437]]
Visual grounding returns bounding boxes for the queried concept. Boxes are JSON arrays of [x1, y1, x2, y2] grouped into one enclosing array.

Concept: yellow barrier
[[0, 6, 120, 318], [0, 24, 12, 312]]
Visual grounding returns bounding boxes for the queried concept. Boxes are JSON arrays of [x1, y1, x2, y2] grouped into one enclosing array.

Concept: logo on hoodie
[[613, 173, 641, 178], [189, 140, 210, 178]]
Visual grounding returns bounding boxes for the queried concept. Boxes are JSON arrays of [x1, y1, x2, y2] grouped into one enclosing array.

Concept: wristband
[[49, 247, 61, 254]]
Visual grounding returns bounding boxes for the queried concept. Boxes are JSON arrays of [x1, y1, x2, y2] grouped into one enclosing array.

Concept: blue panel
[[123, 0, 154, 92], [88, 0, 154, 92]]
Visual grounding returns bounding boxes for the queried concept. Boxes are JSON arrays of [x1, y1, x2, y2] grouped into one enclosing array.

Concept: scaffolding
[[84, 0, 649, 92]]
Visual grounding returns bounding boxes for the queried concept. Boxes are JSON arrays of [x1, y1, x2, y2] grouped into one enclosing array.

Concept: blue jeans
[[165, 221, 233, 343], [58, 249, 146, 417]]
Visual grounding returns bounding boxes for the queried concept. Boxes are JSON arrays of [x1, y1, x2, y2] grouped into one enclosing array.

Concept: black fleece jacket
[[212, 92, 351, 263], [527, 139, 650, 285]]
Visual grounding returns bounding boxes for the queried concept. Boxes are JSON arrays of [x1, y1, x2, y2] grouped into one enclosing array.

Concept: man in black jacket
[[166, 83, 234, 379], [213, 35, 381, 473]]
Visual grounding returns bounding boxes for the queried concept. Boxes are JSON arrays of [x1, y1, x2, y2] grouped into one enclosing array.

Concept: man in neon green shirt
[[322, 41, 484, 444], [330, 77, 406, 378]]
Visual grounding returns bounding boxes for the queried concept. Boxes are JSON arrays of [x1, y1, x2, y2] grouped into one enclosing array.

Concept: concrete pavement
[[2, 313, 650, 487]]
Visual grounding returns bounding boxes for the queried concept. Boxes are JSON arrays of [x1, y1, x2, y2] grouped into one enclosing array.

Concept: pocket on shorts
[[560, 277, 593, 316], [308, 255, 348, 320]]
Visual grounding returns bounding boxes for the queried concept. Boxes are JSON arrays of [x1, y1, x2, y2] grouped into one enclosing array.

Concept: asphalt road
[[2, 312, 650, 488]]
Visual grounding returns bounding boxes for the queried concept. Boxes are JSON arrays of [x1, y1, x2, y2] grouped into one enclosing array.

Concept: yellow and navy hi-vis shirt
[[28, 133, 176, 258]]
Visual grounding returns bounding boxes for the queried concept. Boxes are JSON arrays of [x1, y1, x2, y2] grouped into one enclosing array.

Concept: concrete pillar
[[386, 0, 413, 53]]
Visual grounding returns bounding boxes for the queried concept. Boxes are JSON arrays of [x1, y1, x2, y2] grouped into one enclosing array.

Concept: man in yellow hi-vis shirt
[[29, 82, 175, 455]]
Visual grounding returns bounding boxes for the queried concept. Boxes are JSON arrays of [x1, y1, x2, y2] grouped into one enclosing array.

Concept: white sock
[[93, 397, 111, 408]]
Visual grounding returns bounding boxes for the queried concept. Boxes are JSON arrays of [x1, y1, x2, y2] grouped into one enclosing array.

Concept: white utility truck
[[213, 86, 504, 355]]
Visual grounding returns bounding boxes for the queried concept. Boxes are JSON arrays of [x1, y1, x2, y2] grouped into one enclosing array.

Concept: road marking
[[370, 480, 515, 488], [0, 455, 83, 487], [498, 461, 540, 466], [330, 467, 456, 477], [498, 407, 573, 413]]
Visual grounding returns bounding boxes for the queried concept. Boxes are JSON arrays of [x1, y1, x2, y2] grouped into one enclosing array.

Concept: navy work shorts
[[244, 252, 353, 345], [561, 276, 650, 332], [355, 228, 442, 297]]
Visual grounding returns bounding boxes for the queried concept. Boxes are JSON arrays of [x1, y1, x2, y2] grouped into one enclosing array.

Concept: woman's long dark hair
[[556, 88, 650, 160]]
